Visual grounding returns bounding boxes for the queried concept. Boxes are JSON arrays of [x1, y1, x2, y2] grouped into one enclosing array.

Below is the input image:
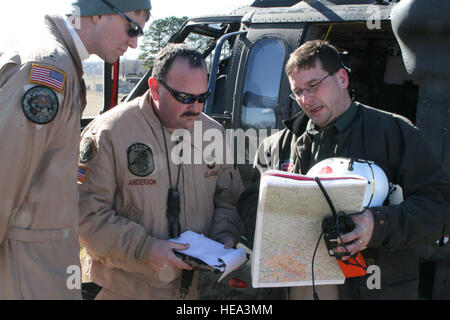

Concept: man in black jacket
[[240, 40, 450, 299]]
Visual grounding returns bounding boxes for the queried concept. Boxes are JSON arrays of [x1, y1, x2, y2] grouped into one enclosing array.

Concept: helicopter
[[82, 0, 449, 300]]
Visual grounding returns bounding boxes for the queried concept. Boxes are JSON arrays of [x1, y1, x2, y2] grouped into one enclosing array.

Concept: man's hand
[[147, 239, 193, 271], [336, 209, 374, 260], [221, 236, 236, 249], [216, 235, 235, 249]]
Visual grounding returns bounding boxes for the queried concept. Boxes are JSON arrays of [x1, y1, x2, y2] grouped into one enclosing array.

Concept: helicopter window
[[241, 37, 285, 130]]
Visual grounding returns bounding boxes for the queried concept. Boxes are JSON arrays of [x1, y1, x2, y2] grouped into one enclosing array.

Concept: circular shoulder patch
[[79, 137, 96, 163], [22, 86, 59, 124], [127, 143, 155, 177]]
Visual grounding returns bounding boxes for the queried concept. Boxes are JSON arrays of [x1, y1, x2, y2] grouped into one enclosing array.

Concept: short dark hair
[[151, 44, 206, 81], [285, 40, 343, 76]]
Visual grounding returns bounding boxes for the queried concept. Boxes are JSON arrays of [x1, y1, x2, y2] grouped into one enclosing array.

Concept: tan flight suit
[[0, 15, 86, 299], [78, 91, 244, 299]]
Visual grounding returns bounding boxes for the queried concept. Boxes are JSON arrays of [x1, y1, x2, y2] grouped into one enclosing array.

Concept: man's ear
[[91, 15, 101, 25], [91, 15, 109, 26], [148, 77, 160, 101], [335, 67, 349, 90]]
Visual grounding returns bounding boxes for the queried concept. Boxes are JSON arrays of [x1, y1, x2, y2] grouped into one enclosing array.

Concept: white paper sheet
[[170, 230, 248, 281]]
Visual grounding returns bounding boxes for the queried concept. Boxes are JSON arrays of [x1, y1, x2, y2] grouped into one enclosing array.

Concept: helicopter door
[[224, 24, 305, 184], [231, 24, 305, 132]]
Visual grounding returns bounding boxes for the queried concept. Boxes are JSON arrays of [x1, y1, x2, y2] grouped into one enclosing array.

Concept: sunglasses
[[100, 0, 144, 37], [158, 79, 211, 104]]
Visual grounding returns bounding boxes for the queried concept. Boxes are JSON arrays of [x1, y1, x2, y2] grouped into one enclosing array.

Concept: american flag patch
[[29, 64, 66, 92], [77, 164, 89, 184]]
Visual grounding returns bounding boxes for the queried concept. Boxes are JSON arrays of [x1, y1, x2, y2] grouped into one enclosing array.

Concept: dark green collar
[[307, 101, 358, 134], [335, 101, 358, 132]]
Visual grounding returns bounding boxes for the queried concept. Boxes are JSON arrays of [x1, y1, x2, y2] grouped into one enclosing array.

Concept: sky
[[0, 0, 254, 60]]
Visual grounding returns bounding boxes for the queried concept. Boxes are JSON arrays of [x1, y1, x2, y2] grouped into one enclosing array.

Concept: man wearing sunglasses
[[78, 44, 244, 299], [0, 0, 151, 300], [238, 40, 450, 299], [69, 0, 151, 63]]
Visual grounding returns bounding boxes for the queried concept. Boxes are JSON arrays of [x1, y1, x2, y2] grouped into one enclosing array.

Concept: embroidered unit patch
[[127, 143, 155, 177], [281, 160, 294, 172], [22, 86, 59, 124], [79, 137, 96, 163]]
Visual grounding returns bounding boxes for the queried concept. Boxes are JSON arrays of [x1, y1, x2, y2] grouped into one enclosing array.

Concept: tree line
[[139, 16, 211, 70]]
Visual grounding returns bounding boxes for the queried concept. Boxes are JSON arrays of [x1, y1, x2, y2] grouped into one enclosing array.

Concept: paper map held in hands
[[252, 170, 367, 288]]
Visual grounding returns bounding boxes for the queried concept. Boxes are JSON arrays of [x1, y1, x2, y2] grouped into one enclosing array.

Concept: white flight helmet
[[307, 157, 389, 207]]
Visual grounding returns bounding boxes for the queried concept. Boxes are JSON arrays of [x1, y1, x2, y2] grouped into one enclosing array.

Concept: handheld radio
[[315, 177, 367, 278]]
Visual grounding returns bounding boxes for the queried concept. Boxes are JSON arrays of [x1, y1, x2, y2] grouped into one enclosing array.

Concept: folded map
[[252, 170, 368, 288]]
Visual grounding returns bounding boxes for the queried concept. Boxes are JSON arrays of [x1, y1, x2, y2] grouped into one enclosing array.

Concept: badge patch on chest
[[22, 86, 59, 124], [127, 143, 155, 177], [280, 160, 294, 172]]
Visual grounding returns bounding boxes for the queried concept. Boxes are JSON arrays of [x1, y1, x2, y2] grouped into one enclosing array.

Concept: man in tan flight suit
[[0, 0, 151, 299], [78, 44, 244, 299]]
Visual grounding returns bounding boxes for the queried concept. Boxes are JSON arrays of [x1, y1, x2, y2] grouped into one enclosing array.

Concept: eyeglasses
[[100, 0, 144, 37], [289, 73, 333, 100], [158, 79, 211, 104]]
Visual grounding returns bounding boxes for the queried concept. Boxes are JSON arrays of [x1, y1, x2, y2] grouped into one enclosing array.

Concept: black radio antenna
[[314, 177, 337, 217]]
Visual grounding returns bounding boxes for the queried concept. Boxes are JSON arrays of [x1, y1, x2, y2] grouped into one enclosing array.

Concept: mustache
[[180, 111, 200, 117]]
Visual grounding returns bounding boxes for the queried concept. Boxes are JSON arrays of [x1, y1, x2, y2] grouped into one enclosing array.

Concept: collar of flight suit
[[138, 91, 201, 156], [44, 15, 84, 81], [43, 15, 87, 113], [62, 18, 90, 62], [138, 91, 214, 164]]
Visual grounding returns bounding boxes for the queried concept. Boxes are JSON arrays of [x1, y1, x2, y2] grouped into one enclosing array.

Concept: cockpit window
[[241, 37, 285, 129]]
